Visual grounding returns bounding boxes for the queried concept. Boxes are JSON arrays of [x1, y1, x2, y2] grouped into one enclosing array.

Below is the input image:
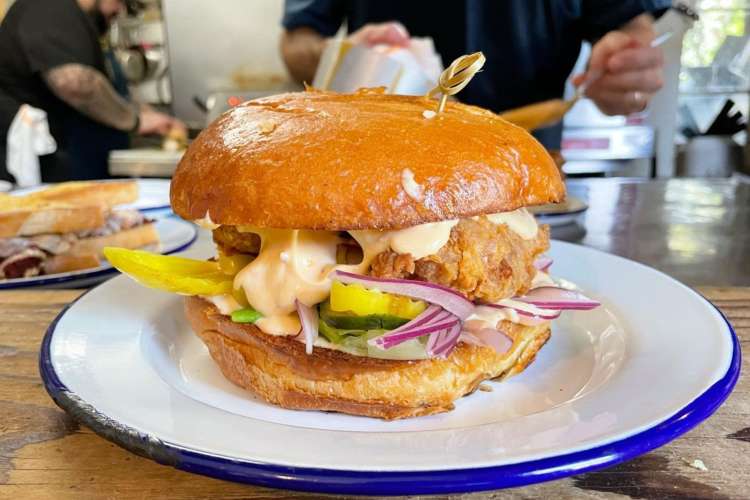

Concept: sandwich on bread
[[105, 89, 600, 420], [0, 181, 159, 279]]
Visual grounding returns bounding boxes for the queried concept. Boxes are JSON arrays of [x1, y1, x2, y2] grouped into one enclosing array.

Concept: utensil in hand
[[499, 32, 673, 131]]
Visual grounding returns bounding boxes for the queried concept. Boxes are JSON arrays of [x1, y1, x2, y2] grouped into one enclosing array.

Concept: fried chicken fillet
[[213, 217, 549, 302]]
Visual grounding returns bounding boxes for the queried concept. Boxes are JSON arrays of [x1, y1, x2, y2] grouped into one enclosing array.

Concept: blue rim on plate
[[138, 205, 172, 213], [38, 292, 740, 495], [0, 222, 196, 290]]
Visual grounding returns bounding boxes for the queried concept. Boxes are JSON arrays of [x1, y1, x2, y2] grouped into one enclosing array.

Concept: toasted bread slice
[[40, 223, 159, 275], [0, 203, 107, 238], [43, 253, 101, 274], [0, 181, 139, 238], [66, 222, 159, 259], [14, 181, 138, 208]]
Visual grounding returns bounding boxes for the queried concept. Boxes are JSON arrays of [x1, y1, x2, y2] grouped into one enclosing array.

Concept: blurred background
[[0, 0, 747, 180]]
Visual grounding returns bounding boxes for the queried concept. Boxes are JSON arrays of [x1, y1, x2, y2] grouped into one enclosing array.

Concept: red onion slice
[[428, 323, 462, 358], [425, 329, 440, 355], [333, 270, 475, 319], [513, 313, 553, 326], [481, 302, 561, 320], [371, 318, 460, 349], [516, 286, 600, 310], [533, 256, 553, 273], [369, 304, 461, 353], [516, 309, 561, 320], [460, 328, 513, 355], [383, 305, 444, 336], [516, 309, 562, 321], [295, 300, 318, 355]]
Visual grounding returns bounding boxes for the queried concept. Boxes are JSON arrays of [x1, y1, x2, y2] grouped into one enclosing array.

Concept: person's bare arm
[[280, 27, 327, 83], [43, 63, 138, 131]]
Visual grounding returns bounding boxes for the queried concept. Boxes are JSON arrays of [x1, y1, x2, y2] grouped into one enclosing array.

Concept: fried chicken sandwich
[[1, 181, 157, 279], [105, 89, 600, 420]]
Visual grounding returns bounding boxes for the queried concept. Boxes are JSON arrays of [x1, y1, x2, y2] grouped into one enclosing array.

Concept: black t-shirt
[[0, 0, 105, 148], [283, 0, 671, 148]]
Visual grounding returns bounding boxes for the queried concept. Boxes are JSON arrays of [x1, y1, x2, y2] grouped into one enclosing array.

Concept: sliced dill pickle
[[319, 300, 410, 330], [329, 281, 426, 318]]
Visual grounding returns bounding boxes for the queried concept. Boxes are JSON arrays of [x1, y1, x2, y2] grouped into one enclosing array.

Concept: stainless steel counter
[[554, 177, 750, 286]]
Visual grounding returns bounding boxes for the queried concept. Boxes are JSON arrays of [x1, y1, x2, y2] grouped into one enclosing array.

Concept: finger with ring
[[631, 91, 648, 112]]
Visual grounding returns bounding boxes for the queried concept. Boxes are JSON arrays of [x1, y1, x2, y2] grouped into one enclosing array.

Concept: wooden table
[[1, 288, 747, 499]]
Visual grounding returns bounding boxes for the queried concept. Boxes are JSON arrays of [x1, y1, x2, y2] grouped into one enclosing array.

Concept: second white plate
[[0, 217, 196, 289]]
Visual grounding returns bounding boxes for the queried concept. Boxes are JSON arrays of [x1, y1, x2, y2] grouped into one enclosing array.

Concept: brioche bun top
[[170, 89, 565, 230]]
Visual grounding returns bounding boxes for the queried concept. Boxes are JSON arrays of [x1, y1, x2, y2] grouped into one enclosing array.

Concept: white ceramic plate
[[117, 178, 171, 214], [532, 196, 588, 227], [10, 178, 172, 214], [40, 241, 739, 495], [0, 218, 196, 289]]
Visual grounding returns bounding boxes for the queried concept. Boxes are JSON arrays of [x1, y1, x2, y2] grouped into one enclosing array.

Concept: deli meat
[[0, 248, 46, 279], [0, 209, 149, 280]]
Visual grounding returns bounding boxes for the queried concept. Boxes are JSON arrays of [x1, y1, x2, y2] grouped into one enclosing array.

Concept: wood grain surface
[[0, 287, 747, 500]]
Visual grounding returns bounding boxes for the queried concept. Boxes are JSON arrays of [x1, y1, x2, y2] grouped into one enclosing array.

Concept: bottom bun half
[[185, 296, 551, 420]]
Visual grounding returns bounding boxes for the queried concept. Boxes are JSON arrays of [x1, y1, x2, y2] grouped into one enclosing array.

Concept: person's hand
[[138, 108, 178, 136], [167, 117, 188, 138], [573, 19, 665, 116], [348, 21, 410, 47]]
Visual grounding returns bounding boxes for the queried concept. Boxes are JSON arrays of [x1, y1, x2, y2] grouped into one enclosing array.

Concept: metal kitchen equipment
[[108, 149, 183, 178], [162, 0, 299, 128], [109, 0, 171, 106]]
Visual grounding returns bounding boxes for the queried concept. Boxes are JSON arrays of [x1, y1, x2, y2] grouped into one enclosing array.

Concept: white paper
[[314, 37, 443, 96]]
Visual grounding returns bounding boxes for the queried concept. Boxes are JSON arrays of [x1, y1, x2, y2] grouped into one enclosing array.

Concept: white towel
[[6, 104, 57, 187]]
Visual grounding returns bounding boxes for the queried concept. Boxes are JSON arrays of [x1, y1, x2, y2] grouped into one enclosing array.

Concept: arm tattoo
[[44, 63, 138, 131]]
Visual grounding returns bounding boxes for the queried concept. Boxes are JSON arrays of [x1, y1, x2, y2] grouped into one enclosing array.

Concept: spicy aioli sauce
[[350, 219, 459, 261], [484, 208, 537, 239], [210, 209, 540, 336], [234, 229, 341, 317]]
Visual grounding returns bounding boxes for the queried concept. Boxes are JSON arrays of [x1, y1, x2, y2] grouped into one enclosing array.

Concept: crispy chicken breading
[[213, 225, 261, 255], [369, 218, 549, 301]]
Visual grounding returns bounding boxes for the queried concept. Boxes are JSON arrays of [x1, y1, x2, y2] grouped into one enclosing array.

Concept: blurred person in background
[[280, 0, 670, 150], [0, 0, 185, 183]]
